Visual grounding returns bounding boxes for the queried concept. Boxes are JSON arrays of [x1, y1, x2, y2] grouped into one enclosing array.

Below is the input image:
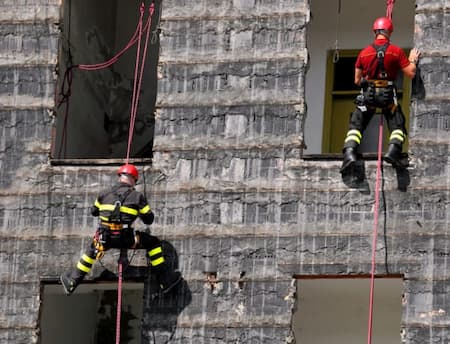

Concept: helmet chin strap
[[375, 30, 390, 38]]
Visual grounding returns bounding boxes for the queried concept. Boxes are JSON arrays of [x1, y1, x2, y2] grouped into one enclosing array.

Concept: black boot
[[340, 147, 358, 173], [383, 143, 402, 167], [60, 270, 84, 296], [156, 269, 182, 294]]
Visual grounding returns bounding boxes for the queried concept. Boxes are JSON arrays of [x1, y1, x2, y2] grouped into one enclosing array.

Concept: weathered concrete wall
[[0, 0, 449, 344], [149, 0, 450, 343], [150, 0, 307, 342], [402, 1, 450, 342], [0, 2, 59, 343]]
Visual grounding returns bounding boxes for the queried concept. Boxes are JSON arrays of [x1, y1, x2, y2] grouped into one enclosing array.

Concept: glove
[[354, 94, 366, 106], [360, 78, 369, 91], [95, 227, 109, 245]]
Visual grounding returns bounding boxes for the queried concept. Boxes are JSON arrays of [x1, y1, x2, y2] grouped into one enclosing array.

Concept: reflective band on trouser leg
[[344, 129, 362, 145], [389, 129, 405, 143], [76, 254, 96, 273], [148, 246, 165, 267]]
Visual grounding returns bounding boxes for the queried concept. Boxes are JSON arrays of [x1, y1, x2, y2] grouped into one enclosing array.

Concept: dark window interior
[[40, 282, 143, 344], [333, 57, 359, 92], [53, 0, 159, 160]]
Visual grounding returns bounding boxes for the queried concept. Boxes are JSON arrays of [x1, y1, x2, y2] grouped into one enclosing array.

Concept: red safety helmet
[[117, 164, 139, 181], [373, 17, 394, 34]]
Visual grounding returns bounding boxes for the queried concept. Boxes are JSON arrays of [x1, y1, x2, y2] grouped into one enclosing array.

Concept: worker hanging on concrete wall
[[60, 164, 181, 295], [340, 17, 421, 173]]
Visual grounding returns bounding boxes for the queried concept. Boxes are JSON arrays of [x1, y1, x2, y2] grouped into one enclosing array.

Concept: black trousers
[[92, 227, 161, 253], [69, 227, 166, 281], [343, 101, 407, 150]]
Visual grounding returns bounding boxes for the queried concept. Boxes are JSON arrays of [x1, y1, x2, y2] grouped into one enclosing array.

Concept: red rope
[[78, 5, 152, 71], [115, 4, 154, 343], [115, 260, 124, 344], [126, 3, 145, 163], [367, 2, 395, 341], [367, 114, 384, 344], [126, 3, 154, 163], [386, 0, 395, 19]]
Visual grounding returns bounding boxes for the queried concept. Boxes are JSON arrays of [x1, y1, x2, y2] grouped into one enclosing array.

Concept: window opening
[[52, 0, 160, 160], [304, 0, 415, 155], [40, 282, 144, 344], [292, 277, 403, 344], [332, 56, 360, 92], [322, 49, 411, 154]]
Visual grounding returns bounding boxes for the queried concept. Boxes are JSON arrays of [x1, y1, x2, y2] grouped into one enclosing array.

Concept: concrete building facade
[[0, 0, 448, 343]]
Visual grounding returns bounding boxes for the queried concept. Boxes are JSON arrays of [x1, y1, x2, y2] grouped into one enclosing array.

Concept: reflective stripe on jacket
[[91, 182, 154, 225]]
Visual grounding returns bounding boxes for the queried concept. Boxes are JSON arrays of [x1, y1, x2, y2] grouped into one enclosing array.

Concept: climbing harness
[[366, 4, 395, 344], [364, 43, 397, 110], [371, 42, 389, 79]]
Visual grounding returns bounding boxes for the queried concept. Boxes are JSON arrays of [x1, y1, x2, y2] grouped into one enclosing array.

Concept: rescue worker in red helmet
[[340, 17, 421, 173], [60, 163, 181, 295]]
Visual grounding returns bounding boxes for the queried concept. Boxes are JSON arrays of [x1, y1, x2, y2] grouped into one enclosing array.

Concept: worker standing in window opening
[[60, 164, 181, 295], [340, 17, 421, 173]]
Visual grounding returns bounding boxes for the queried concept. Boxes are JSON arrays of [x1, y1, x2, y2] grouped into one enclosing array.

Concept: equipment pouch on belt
[[363, 84, 394, 108], [94, 226, 108, 255]]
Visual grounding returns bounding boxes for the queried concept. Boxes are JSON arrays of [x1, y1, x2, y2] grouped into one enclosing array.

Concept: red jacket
[[355, 38, 410, 81]]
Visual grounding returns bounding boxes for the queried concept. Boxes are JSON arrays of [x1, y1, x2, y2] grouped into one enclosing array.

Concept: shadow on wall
[[341, 156, 410, 192], [96, 240, 192, 342], [141, 241, 192, 342]]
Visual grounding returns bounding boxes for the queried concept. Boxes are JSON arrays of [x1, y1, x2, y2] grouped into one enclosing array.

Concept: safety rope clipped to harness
[[116, 249, 128, 344], [366, 113, 384, 344], [366, 4, 395, 344]]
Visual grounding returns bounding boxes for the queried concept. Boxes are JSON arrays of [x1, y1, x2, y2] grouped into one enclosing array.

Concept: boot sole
[[161, 273, 182, 294], [340, 159, 356, 174], [60, 275, 74, 296], [383, 156, 399, 167]]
